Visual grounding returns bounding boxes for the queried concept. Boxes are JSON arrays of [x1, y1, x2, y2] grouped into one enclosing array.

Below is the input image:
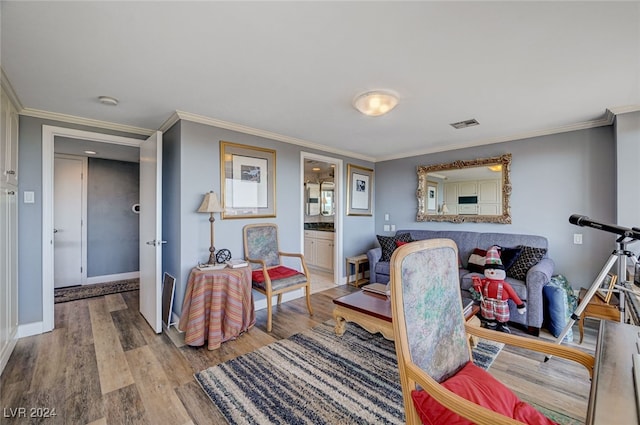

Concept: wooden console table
[[345, 254, 369, 287], [178, 266, 255, 350]]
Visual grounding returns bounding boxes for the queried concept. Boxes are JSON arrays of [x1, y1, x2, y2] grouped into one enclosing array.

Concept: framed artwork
[[596, 273, 617, 304], [346, 164, 373, 216], [220, 141, 276, 219], [426, 181, 438, 212]]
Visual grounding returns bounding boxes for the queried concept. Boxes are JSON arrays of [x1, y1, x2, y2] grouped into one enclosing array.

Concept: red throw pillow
[[467, 248, 487, 274], [252, 266, 300, 283], [395, 240, 409, 247], [411, 362, 558, 425]]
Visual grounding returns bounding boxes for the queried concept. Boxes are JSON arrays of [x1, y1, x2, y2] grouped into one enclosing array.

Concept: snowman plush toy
[[471, 245, 526, 333]]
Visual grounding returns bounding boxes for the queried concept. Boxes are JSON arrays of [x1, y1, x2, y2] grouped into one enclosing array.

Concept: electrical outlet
[[383, 224, 390, 232], [573, 233, 583, 244], [390, 224, 396, 232], [384, 213, 390, 221]]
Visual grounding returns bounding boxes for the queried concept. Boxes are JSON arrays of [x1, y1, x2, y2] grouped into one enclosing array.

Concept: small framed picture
[[596, 273, 617, 304], [346, 164, 374, 216]]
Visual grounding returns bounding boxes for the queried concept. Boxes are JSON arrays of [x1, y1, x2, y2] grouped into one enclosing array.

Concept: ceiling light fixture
[[312, 167, 321, 171], [98, 96, 119, 106], [353, 90, 399, 117], [84, 150, 97, 155]]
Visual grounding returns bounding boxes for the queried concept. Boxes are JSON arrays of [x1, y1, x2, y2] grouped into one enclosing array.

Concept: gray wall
[[615, 111, 640, 231], [87, 158, 139, 277], [17, 115, 145, 324], [375, 126, 616, 288], [166, 120, 374, 316]]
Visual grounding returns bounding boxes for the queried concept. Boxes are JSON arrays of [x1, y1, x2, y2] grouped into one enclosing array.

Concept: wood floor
[[1, 286, 597, 425]]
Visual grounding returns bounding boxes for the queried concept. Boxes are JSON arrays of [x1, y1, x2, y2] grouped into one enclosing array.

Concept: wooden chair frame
[[243, 223, 313, 332], [390, 239, 594, 425]]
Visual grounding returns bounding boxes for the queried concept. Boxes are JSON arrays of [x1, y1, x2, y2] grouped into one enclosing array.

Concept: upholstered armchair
[[243, 223, 313, 332], [389, 238, 593, 424]]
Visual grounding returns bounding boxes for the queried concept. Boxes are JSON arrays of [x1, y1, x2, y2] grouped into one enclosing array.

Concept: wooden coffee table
[[333, 290, 480, 344]]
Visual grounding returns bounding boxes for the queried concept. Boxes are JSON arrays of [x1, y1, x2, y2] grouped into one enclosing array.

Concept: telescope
[[569, 214, 640, 241]]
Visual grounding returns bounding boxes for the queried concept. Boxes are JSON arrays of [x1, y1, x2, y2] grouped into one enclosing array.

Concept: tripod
[[554, 235, 638, 345]]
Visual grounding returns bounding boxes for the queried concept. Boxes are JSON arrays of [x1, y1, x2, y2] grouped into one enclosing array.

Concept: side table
[[578, 287, 620, 344], [345, 254, 369, 287], [178, 266, 255, 350]]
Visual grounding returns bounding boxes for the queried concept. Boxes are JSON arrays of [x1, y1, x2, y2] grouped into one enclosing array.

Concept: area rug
[[195, 321, 504, 425], [54, 279, 139, 303]]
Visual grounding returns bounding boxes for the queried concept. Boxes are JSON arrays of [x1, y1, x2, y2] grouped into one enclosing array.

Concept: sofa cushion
[[411, 361, 557, 425], [467, 248, 487, 273], [508, 246, 548, 280], [498, 246, 523, 270], [377, 233, 412, 262]]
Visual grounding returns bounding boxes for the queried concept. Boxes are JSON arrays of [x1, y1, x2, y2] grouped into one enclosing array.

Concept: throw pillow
[[411, 362, 557, 425], [467, 248, 487, 273], [498, 246, 523, 271], [507, 246, 548, 280], [543, 274, 576, 342], [377, 233, 412, 262]]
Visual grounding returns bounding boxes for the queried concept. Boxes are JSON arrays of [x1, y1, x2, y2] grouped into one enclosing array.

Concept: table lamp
[[197, 191, 224, 264]]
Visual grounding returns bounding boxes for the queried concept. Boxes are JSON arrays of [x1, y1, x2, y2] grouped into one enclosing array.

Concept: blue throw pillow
[[543, 275, 575, 342]]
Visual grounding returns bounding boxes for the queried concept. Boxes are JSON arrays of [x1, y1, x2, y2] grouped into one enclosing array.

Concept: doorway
[[301, 152, 343, 292], [41, 126, 145, 333]]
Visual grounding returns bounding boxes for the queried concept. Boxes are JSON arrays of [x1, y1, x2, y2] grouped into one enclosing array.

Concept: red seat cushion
[[252, 265, 300, 283], [411, 362, 558, 425]]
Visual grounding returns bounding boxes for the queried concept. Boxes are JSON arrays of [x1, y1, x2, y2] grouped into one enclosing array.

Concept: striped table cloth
[[179, 266, 255, 350]]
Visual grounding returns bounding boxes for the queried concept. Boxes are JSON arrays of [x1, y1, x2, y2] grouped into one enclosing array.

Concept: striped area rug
[[195, 321, 503, 425]]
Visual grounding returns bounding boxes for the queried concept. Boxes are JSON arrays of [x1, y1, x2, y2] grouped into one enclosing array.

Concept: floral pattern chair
[[243, 223, 313, 332], [389, 238, 594, 425]]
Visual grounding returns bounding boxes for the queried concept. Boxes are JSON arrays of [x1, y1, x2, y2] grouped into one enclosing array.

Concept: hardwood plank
[[103, 384, 149, 425], [104, 293, 128, 312], [111, 309, 148, 351], [86, 418, 107, 425], [175, 381, 227, 425], [28, 328, 68, 392], [66, 300, 94, 346], [63, 334, 104, 424], [125, 345, 193, 425], [88, 298, 135, 394], [147, 333, 195, 387]]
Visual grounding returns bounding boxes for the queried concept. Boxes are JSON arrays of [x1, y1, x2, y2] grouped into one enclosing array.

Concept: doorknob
[[146, 240, 167, 246], [53, 228, 59, 234]]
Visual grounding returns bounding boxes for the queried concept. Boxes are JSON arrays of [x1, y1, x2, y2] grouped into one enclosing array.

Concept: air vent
[[450, 118, 480, 129]]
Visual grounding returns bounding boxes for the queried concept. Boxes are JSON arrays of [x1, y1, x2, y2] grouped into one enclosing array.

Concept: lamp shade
[[353, 90, 399, 116], [197, 191, 224, 213], [441, 203, 449, 214]]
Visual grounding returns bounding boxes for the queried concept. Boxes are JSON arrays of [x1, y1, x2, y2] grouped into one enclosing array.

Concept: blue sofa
[[367, 229, 554, 335]]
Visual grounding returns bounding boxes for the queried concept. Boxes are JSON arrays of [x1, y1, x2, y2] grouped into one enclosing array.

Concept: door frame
[[53, 153, 88, 287], [42, 126, 142, 332], [300, 152, 343, 284]]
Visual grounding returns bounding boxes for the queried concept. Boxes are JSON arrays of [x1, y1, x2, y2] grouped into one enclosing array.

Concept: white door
[[54, 156, 84, 288], [139, 131, 163, 333]]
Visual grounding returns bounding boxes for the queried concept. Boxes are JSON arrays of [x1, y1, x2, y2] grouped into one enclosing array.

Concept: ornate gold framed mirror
[[416, 154, 512, 223]]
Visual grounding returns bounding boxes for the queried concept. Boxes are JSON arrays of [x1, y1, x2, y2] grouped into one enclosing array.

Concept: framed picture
[[347, 164, 373, 216], [596, 273, 617, 304], [220, 141, 276, 219], [426, 181, 438, 212]]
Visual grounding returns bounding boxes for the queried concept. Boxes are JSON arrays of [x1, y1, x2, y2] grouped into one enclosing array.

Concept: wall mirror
[[320, 181, 335, 216], [416, 153, 512, 223], [305, 182, 320, 216]]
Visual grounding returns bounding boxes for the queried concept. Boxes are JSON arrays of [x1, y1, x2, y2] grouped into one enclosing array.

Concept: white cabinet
[[0, 85, 18, 375], [304, 230, 334, 271], [458, 181, 477, 196], [1, 89, 19, 185], [478, 179, 501, 214], [444, 183, 458, 205]]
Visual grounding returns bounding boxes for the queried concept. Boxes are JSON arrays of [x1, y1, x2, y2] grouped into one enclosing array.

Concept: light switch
[[573, 234, 583, 245], [24, 191, 35, 204], [383, 224, 390, 232], [390, 224, 396, 232], [384, 213, 390, 221]]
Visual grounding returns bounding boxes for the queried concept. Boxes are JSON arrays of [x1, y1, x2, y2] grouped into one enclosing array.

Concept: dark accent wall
[[87, 158, 140, 277]]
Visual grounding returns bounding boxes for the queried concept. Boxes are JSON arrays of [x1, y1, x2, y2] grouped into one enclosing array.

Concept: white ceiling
[[2, 1, 639, 162]]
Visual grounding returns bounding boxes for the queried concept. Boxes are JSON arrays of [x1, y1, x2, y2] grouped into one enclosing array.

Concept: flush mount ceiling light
[[353, 90, 399, 116], [98, 96, 119, 106], [84, 150, 97, 155]]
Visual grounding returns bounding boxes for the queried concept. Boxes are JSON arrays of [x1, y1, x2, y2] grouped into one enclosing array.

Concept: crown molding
[[376, 113, 617, 162], [606, 105, 640, 118], [169, 110, 376, 163], [1, 68, 23, 111], [19, 108, 154, 137]]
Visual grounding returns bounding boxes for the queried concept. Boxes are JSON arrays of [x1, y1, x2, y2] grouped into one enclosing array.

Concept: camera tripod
[[554, 235, 638, 345]]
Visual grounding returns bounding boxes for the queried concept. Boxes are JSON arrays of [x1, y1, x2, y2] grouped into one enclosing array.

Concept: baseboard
[[18, 321, 46, 338], [0, 332, 18, 376], [86, 271, 140, 285]]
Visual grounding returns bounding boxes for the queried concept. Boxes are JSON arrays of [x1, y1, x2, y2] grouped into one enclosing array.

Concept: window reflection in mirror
[[416, 154, 511, 224], [306, 182, 320, 216]]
